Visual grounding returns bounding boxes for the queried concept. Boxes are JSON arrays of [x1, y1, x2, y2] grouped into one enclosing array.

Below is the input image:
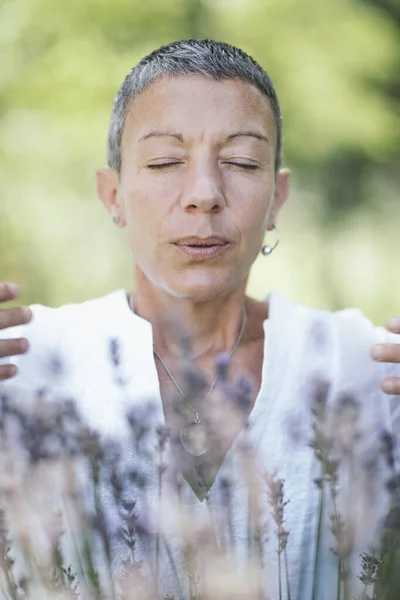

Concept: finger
[[0, 337, 29, 359], [386, 317, 400, 334], [371, 344, 400, 363], [0, 283, 20, 302], [0, 363, 17, 382], [0, 306, 32, 330], [381, 377, 400, 395]]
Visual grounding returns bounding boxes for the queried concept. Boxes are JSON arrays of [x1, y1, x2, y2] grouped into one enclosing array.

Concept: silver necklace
[[128, 294, 246, 457]]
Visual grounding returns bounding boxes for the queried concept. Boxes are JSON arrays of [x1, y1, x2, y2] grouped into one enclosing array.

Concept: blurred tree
[[186, 0, 209, 37]]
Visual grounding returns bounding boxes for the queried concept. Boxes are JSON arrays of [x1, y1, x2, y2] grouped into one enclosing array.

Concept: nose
[[180, 156, 226, 214]]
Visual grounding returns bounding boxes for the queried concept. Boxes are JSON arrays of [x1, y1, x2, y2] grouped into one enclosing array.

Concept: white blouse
[[1, 289, 400, 600]]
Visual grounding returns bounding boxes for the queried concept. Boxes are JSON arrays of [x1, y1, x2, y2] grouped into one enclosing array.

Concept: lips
[[173, 236, 231, 260], [175, 236, 228, 246]]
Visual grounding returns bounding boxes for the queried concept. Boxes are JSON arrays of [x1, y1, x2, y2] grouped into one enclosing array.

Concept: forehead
[[123, 74, 277, 145]]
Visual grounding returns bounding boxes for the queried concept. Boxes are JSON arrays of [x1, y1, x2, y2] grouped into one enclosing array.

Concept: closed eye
[[147, 161, 259, 171], [223, 162, 259, 170], [147, 162, 182, 170]]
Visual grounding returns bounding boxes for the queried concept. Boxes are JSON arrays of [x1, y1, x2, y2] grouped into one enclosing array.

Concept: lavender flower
[[109, 338, 121, 369], [264, 473, 290, 600], [358, 552, 382, 587]]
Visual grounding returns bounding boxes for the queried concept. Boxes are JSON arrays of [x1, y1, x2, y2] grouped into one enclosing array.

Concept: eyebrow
[[225, 131, 270, 144], [138, 131, 184, 143], [137, 130, 269, 144]]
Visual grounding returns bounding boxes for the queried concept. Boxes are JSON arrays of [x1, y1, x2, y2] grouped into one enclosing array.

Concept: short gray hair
[[107, 39, 283, 173]]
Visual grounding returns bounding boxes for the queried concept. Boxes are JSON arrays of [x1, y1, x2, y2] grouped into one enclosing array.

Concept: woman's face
[[98, 75, 290, 301]]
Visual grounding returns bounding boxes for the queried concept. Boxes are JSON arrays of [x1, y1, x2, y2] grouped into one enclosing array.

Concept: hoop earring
[[261, 226, 280, 256]]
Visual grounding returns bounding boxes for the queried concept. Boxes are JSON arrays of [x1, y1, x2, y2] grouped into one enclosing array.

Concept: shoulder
[[1, 289, 130, 357], [268, 290, 399, 388], [267, 293, 400, 441], [28, 288, 129, 331], [268, 289, 391, 346], [0, 289, 131, 395]]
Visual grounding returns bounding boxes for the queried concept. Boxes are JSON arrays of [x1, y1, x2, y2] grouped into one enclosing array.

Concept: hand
[[0, 283, 32, 381], [371, 317, 400, 395]]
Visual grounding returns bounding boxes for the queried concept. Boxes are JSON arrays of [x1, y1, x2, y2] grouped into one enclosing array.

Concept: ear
[[267, 168, 290, 230], [96, 168, 126, 228]]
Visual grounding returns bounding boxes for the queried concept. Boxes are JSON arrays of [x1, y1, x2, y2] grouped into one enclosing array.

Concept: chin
[[164, 271, 240, 302]]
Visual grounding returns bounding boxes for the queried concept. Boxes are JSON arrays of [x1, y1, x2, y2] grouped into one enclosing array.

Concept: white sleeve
[[0, 304, 68, 401], [333, 307, 400, 437]]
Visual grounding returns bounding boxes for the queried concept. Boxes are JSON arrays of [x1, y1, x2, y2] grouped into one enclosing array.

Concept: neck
[[130, 268, 250, 360]]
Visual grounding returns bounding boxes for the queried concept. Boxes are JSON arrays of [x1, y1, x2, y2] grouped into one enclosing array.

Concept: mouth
[[172, 236, 231, 260]]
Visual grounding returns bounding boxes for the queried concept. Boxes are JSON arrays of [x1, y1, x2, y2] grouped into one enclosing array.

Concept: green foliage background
[[0, 0, 399, 324]]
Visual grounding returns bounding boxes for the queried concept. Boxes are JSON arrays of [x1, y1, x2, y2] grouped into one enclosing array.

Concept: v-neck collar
[[114, 288, 292, 502]]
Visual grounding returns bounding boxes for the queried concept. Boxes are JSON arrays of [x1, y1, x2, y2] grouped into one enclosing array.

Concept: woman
[[1, 40, 400, 599]]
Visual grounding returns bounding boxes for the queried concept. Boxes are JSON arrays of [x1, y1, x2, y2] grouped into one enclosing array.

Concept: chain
[[128, 294, 246, 421]]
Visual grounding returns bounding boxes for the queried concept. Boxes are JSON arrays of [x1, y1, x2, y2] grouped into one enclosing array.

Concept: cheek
[[228, 180, 273, 239], [124, 173, 179, 221], [124, 192, 159, 259], [124, 177, 160, 225]]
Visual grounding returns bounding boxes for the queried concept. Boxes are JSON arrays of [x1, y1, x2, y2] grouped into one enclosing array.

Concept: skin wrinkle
[[137, 130, 270, 147], [139, 142, 269, 171], [122, 77, 276, 170], [106, 41, 284, 174]]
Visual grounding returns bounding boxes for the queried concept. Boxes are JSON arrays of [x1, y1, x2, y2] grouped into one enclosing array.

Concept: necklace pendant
[[180, 415, 207, 456]]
